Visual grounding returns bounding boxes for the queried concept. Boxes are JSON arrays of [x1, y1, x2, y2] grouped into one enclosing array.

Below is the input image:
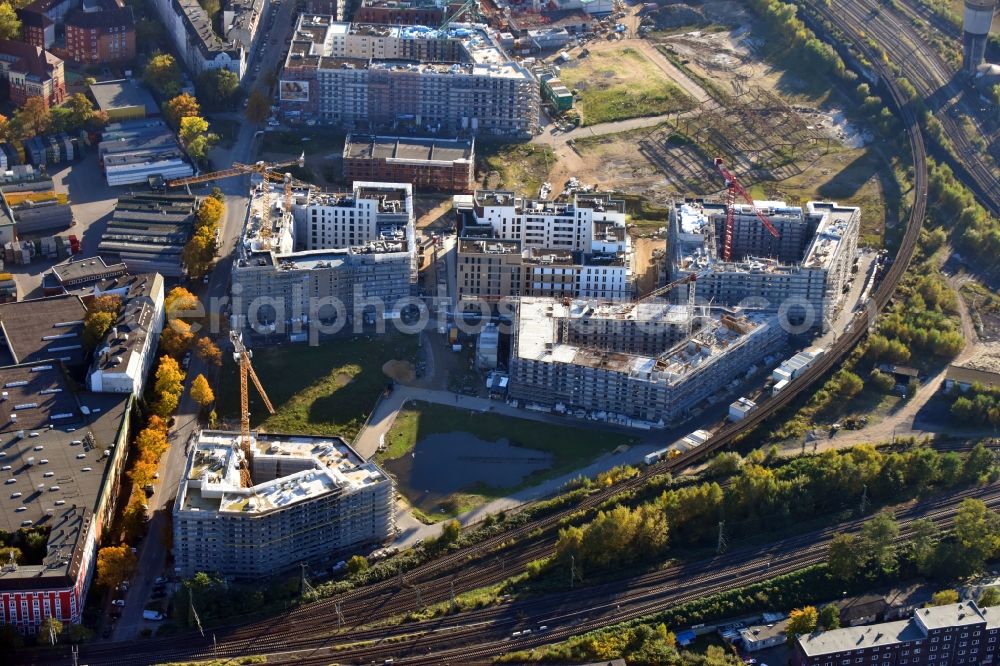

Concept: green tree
[[245, 88, 271, 124], [827, 533, 860, 582], [979, 587, 1000, 607], [818, 604, 841, 630], [835, 370, 864, 398], [83, 311, 116, 348], [96, 546, 137, 589], [870, 369, 896, 393], [440, 519, 461, 545], [951, 498, 1000, 576], [346, 554, 369, 575], [786, 606, 818, 639], [0, 546, 21, 564], [0, 3, 19, 40], [197, 69, 240, 109], [179, 116, 218, 160], [963, 443, 995, 482], [908, 518, 940, 575], [929, 589, 960, 606], [144, 53, 182, 98]]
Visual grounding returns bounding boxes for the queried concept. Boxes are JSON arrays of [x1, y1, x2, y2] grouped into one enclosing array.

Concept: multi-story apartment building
[[65, 1, 136, 65], [232, 181, 416, 335], [173, 431, 395, 578], [794, 600, 1000, 665], [669, 200, 860, 331], [455, 190, 633, 303], [279, 15, 539, 137], [509, 297, 787, 426], [16, 0, 76, 48], [355, 0, 445, 24], [149, 0, 268, 80], [0, 40, 65, 106], [0, 364, 132, 633], [343, 134, 475, 193]]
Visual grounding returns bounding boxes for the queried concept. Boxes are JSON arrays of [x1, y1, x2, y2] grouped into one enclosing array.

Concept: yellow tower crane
[[230, 331, 275, 488], [167, 153, 306, 250]]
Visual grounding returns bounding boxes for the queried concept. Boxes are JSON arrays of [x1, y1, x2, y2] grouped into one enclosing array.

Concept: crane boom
[[713, 158, 780, 262]]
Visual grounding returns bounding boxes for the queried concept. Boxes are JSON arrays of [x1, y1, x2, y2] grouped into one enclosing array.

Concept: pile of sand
[[383, 359, 416, 384]]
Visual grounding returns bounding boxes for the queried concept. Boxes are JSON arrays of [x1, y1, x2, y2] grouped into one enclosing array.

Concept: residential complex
[[455, 190, 633, 303], [509, 297, 787, 426], [795, 600, 1000, 665], [0, 363, 132, 632], [669, 200, 860, 330], [0, 39, 66, 107], [343, 134, 475, 193], [354, 0, 446, 25], [150, 0, 267, 79], [65, 0, 136, 65], [232, 181, 416, 334], [279, 15, 539, 137], [173, 430, 395, 578]]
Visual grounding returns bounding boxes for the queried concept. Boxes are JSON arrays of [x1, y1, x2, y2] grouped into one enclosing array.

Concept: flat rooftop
[[0, 295, 88, 366], [88, 79, 158, 115], [474, 190, 626, 215], [0, 363, 129, 585], [178, 431, 391, 515], [345, 134, 473, 164], [515, 297, 770, 384]]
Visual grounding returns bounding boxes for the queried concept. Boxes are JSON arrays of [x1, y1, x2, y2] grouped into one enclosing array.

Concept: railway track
[[800, 0, 1000, 215]]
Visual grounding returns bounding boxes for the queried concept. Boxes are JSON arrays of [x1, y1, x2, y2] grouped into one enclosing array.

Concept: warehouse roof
[[345, 134, 473, 164], [0, 295, 88, 366]]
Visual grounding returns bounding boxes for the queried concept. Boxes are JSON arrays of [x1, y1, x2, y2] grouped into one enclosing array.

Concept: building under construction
[[172, 430, 394, 578], [454, 190, 633, 303], [230, 180, 416, 336], [343, 134, 475, 193], [509, 297, 787, 427], [668, 200, 860, 331], [278, 15, 539, 137]]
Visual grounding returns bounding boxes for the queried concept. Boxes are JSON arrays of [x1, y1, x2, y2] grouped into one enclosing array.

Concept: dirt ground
[[383, 359, 417, 384], [633, 237, 666, 295]]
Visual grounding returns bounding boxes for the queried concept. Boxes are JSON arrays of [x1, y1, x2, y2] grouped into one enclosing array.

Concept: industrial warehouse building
[[231, 181, 416, 335], [97, 119, 193, 186], [279, 15, 539, 137], [668, 200, 860, 331], [0, 363, 132, 632], [509, 297, 787, 427], [89, 79, 158, 122], [97, 192, 198, 277], [454, 190, 633, 303], [173, 430, 395, 578], [343, 134, 475, 193]]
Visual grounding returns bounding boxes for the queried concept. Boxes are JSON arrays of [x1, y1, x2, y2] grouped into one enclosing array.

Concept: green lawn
[[379, 401, 638, 522], [480, 143, 555, 195], [217, 335, 419, 441], [558, 46, 694, 125]]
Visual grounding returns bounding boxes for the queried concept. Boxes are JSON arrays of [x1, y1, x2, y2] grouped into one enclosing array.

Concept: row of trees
[[554, 443, 996, 576], [949, 384, 1000, 427], [143, 54, 219, 160], [182, 194, 224, 279], [0, 94, 107, 146], [828, 498, 1000, 583], [928, 160, 1000, 271]]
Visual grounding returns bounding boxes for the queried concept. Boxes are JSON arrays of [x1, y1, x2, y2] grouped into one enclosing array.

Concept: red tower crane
[[713, 157, 780, 262]]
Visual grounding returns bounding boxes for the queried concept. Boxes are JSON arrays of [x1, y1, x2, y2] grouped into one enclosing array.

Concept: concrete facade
[[279, 15, 539, 137], [173, 431, 394, 578], [343, 134, 475, 193]]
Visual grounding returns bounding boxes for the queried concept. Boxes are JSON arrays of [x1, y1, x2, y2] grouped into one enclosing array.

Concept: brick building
[[343, 134, 474, 193], [65, 2, 136, 64], [794, 600, 1000, 666], [16, 0, 76, 49], [354, 0, 446, 25], [0, 40, 66, 107]]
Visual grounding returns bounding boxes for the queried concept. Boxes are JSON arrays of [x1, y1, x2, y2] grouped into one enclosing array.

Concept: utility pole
[[860, 484, 869, 515], [397, 561, 404, 588], [300, 563, 314, 598], [415, 585, 423, 610], [335, 602, 344, 629], [450, 580, 456, 611], [570, 555, 576, 589], [717, 521, 727, 554]]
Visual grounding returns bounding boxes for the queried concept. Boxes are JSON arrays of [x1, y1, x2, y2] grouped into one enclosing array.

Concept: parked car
[[112, 599, 125, 607], [142, 610, 164, 621]]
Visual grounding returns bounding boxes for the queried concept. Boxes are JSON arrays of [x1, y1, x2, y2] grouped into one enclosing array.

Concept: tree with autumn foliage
[[164, 93, 201, 128], [196, 196, 224, 230], [135, 425, 169, 461], [96, 546, 137, 589], [196, 337, 222, 366], [190, 374, 214, 408], [82, 294, 123, 349], [128, 459, 157, 488], [143, 52, 182, 98], [151, 355, 185, 419], [160, 318, 194, 358]]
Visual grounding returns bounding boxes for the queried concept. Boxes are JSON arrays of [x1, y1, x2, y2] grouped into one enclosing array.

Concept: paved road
[[112, 0, 299, 640]]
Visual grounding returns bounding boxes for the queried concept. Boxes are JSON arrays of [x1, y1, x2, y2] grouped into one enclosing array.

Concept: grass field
[[558, 46, 694, 125], [480, 143, 555, 195], [217, 335, 419, 441], [379, 401, 637, 521]]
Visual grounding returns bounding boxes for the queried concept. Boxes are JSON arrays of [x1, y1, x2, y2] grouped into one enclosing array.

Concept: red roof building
[[0, 40, 66, 107], [65, 3, 136, 65]]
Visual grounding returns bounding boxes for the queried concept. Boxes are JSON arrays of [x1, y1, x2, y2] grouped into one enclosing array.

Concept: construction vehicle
[[230, 331, 275, 488], [713, 157, 780, 262], [167, 153, 305, 250]]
